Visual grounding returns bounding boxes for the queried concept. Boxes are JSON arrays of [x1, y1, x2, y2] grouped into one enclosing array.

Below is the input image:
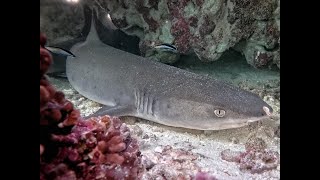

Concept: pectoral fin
[[45, 46, 76, 58]]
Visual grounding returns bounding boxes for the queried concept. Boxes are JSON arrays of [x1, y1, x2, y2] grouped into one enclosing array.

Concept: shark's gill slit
[[151, 98, 156, 116], [139, 91, 144, 113], [147, 95, 153, 115], [144, 93, 148, 114], [134, 89, 140, 111]]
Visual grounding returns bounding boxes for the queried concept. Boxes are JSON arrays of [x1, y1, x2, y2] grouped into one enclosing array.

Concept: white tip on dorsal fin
[[86, 8, 101, 43]]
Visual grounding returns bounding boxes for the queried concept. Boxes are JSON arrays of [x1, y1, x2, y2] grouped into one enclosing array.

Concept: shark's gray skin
[[47, 5, 140, 78], [66, 14, 273, 130]]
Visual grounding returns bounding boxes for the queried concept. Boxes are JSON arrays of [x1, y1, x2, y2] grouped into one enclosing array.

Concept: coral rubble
[[194, 172, 218, 180], [141, 145, 217, 180], [221, 137, 280, 174]]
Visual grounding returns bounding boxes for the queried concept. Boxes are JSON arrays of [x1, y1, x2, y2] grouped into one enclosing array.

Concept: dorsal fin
[[77, 4, 92, 39], [86, 8, 101, 43]]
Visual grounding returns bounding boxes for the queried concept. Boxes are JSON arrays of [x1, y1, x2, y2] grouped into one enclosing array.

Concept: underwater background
[[40, 0, 280, 179]]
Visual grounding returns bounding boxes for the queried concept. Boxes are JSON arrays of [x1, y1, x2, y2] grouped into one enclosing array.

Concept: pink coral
[[40, 33, 142, 179], [171, 19, 192, 53], [141, 145, 217, 179], [221, 138, 279, 174], [135, 0, 159, 32], [167, 0, 193, 54], [195, 172, 218, 180], [41, 116, 142, 179]]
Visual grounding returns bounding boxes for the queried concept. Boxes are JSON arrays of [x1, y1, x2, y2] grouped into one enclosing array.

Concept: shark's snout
[[263, 106, 272, 116]]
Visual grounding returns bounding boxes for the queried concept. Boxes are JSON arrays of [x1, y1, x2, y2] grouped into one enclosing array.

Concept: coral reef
[[40, 33, 142, 179], [221, 137, 280, 174], [40, 0, 280, 68], [40, 116, 142, 180], [91, 0, 280, 68]]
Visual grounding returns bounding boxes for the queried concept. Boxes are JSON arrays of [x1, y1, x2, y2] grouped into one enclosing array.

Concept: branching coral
[[40, 33, 142, 180]]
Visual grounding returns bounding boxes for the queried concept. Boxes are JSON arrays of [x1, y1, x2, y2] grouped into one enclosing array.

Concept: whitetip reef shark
[[48, 9, 273, 130]]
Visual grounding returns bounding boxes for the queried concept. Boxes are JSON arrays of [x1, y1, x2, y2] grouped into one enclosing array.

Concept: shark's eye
[[214, 109, 226, 117]]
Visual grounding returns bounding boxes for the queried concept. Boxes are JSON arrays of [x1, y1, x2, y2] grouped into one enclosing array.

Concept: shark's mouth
[[193, 116, 271, 131], [263, 106, 273, 116]]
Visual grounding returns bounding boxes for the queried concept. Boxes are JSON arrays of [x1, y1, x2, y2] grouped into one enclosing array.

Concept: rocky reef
[[40, 33, 142, 179], [40, 0, 85, 44], [40, 0, 280, 69], [93, 0, 280, 69]]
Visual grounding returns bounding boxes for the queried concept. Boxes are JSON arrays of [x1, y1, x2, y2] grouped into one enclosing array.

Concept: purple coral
[[167, 0, 193, 54], [221, 138, 279, 174], [171, 19, 192, 53], [41, 116, 142, 179], [40, 33, 142, 179], [254, 51, 272, 68], [140, 145, 218, 179], [142, 145, 201, 179], [238, 149, 279, 173], [136, 0, 159, 32], [188, 16, 198, 28], [199, 15, 216, 38], [195, 172, 218, 180]]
